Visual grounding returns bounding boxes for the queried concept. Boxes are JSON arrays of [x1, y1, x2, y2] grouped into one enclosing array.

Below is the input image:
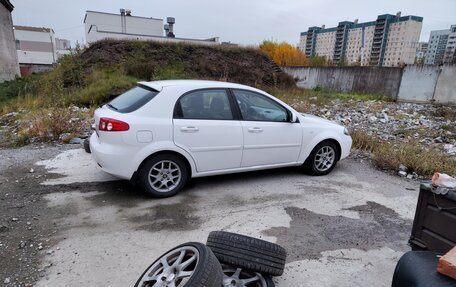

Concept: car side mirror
[[290, 112, 298, 123]]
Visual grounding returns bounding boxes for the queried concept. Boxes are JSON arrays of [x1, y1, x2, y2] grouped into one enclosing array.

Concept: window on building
[[15, 40, 20, 50]]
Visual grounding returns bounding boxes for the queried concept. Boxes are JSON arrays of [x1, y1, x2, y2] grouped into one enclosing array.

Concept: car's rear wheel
[[304, 140, 339, 176], [139, 153, 188, 198]]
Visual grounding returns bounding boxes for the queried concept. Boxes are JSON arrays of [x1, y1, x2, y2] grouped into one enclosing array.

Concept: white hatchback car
[[90, 80, 352, 197]]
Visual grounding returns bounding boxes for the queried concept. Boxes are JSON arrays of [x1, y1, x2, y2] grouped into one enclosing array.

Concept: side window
[[175, 89, 233, 120], [232, 90, 288, 122]]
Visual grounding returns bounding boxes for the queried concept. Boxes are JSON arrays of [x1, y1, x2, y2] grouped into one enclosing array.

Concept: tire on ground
[[206, 231, 287, 276], [138, 153, 188, 198], [135, 242, 223, 287], [83, 138, 91, 154]]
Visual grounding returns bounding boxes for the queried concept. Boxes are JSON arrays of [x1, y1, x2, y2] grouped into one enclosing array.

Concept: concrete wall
[[0, 3, 20, 82], [283, 66, 403, 99], [397, 65, 440, 102], [283, 65, 456, 104], [434, 65, 456, 104]]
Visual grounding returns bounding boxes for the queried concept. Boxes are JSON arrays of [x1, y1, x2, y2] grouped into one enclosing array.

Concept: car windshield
[[107, 85, 159, 113]]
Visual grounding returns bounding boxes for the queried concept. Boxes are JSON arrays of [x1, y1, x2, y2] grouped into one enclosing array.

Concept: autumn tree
[[309, 55, 329, 67], [259, 41, 309, 67]]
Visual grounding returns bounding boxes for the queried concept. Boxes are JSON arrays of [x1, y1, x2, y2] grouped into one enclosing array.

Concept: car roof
[[138, 80, 258, 92]]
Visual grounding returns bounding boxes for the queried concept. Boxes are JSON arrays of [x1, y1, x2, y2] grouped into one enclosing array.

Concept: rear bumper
[[89, 132, 136, 180]]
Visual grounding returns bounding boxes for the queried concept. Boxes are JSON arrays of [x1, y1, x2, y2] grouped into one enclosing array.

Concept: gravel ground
[[0, 145, 420, 287]]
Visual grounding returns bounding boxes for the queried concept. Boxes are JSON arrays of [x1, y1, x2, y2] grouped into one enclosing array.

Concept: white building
[[425, 25, 456, 65], [13, 25, 72, 75], [299, 12, 423, 67], [55, 38, 72, 59], [84, 10, 220, 45]]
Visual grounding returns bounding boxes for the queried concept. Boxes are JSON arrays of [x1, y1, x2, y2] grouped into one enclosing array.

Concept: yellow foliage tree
[[259, 41, 309, 67]]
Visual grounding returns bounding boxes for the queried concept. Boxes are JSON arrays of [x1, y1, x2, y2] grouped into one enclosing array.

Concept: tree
[[309, 55, 329, 67], [259, 41, 309, 67]]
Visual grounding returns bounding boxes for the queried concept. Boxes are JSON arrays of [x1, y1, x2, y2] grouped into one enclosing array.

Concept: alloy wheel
[[148, 160, 182, 193], [136, 246, 199, 287], [222, 266, 268, 287], [314, 145, 336, 172]]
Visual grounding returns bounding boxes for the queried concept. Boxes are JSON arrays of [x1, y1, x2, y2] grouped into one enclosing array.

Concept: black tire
[[303, 140, 339, 176], [139, 153, 189, 198], [134, 242, 223, 287], [83, 138, 91, 154], [206, 231, 287, 276]]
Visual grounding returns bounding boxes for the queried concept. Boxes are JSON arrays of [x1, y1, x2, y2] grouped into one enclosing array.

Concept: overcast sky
[[11, 0, 456, 46]]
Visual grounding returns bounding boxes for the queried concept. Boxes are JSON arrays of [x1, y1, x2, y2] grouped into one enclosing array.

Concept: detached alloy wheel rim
[[148, 160, 182, 193], [137, 246, 199, 287], [222, 266, 268, 287], [314, 146, 336, 172]]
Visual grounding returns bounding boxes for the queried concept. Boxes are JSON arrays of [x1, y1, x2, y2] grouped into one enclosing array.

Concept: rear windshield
[[107, 85, 159, 113]]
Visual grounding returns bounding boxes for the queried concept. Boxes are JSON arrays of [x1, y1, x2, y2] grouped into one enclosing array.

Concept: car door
[[231, 89, 302, 167], [173, 89, 243, 172]]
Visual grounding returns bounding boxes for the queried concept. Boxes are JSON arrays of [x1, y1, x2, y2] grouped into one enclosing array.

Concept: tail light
[[99, 118, 129, 132]]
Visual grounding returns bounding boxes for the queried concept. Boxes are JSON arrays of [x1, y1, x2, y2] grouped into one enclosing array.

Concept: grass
[[433, 106, 456, 122], [351, 130, 456, 177]]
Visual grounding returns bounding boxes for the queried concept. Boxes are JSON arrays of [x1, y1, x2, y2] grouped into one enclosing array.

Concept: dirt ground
[[0, 144, 420, 287]]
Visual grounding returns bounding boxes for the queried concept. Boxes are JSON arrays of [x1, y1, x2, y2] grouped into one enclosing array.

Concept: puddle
[[263, 201, 411, 262]]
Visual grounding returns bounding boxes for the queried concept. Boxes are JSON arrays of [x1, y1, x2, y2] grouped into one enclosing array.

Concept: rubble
[[290, 99, 456, 177], [298, 100, 456, 160], [398, 171, 407, 177]]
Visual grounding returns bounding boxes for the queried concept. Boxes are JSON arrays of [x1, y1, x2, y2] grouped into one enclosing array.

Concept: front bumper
[[340, 135, 353, 160]]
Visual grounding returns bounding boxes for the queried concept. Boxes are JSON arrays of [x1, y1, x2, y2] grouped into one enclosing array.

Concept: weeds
[[351, 130, 456, 177], [153, 63, 189, 80], [433, 106, 456, 122], [12, 107, 83, 145]]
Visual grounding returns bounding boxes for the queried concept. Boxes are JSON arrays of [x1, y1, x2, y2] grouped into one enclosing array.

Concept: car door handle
[[180, 126, 199, 133], [248, 127, 263, 133]]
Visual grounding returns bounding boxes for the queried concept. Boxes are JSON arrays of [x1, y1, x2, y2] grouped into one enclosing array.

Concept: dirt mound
[[80, 40, 295, 88]]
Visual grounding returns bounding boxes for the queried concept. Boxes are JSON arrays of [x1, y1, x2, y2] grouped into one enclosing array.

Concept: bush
[[259, 41, 309, 66], [0, 75, 40, 105]]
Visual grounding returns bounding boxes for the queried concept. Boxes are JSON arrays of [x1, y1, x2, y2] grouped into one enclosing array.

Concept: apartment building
[[14, 26, 72, 75], [84, 9, 220, 45], [415, 42, 428, 63], [299, 12, 423, 66], [425, 25, 456, 65]]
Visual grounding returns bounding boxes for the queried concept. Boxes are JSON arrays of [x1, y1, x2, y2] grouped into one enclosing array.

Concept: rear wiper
[[107, 103, 118, 111]]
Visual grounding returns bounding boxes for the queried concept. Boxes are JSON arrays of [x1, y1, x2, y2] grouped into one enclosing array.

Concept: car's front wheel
[[139, 153, 188, 198], [304, 140, 339, 176]]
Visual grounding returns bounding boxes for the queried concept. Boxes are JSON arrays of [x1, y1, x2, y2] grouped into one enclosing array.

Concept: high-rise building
[[415, 42, 428, 64], [298, 12, 423, 67], [425, 25, 456, 65]]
